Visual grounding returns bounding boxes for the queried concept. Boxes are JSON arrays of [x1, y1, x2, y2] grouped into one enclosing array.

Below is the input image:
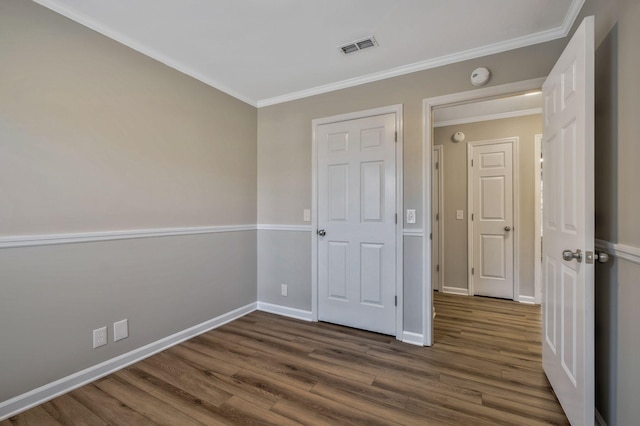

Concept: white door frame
[[311, 104, 404, 340], [534, 134, 543, 304], [466, 137, 519, 299], [432, 145, 444, 292], [422, 77, 544, 346]]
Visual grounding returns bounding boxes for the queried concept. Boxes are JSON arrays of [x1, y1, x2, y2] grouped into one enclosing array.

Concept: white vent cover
[[339, 36, 378, 55]]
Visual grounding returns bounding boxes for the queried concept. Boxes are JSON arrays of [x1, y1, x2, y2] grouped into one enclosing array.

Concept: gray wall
[[591, 0, 640, 423], [257, 42, 565, 337], [434, 115, 542, 297], [0, 0, 257, 403]]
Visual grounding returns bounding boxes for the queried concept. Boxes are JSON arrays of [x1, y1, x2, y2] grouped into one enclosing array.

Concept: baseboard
[[442, 286, 470, 296], [257, 302, 313, 322], [402, 331, 424, 346], [0, 302, 257, 421], [595, 408, 608, 426], [518, 295, 536, 304]]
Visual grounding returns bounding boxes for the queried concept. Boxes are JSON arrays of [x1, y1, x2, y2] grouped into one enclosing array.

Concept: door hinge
[[395, 131, 398, 142], [471, 267, 475, 275], [436, 213, 439, 221], [395, 296, 397, 306], [395, 213, 398, 224], [471, 159, 474, 167], [435, 162, 439, 170], [437, 264, 440, 272], [430, 233, 432, 240], [472, 213, 474, 221]]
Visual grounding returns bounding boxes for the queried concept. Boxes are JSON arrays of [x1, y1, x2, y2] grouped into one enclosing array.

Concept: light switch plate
[[113, 319, 128, 342], [303, 209, 311, 222], [406, 209, 416, 224], [456, 210, 464, 220]]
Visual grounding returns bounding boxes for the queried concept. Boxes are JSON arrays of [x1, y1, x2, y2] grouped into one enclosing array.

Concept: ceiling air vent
[[339, 36, 377, 55]]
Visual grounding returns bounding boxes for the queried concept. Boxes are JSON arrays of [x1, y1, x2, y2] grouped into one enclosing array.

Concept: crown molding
[[32, 0, 257, 107]]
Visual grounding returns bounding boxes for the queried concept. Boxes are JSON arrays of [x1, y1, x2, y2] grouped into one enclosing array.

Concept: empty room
[[1, 0, 638, 425]]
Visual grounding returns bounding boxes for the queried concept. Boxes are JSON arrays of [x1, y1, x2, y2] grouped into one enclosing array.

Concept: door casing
[[311, 104, 404, 340]]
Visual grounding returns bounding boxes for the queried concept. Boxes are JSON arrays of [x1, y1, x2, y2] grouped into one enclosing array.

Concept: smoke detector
[[338, 36, 378, 55]]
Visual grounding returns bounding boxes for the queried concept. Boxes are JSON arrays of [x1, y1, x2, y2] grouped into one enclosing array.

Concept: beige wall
[[0, 1, 257, 235], [0, 0, 257, 405], [592, 0, 640, 423], [434, 115, 542, 297]]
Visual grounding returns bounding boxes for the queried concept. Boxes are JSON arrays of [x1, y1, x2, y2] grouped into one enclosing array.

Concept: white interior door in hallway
[[542, 16, 595, 426], [468, 139, 516, 300], [316, 112, 397, 336]]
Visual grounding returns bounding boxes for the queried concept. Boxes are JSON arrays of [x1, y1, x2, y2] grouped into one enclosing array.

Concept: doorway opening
[[422, 78, 545, 346]]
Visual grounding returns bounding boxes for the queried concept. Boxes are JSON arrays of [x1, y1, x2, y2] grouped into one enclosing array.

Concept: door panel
[[542, 16, 594, 426], [470, 140, 514, 299], [317, 113, 397, 336]]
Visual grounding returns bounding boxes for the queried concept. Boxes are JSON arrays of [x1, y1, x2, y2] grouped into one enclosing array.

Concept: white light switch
[[406, 209, 416, 224], [456, 210, 464, 220], [303, 209, 311, 222]]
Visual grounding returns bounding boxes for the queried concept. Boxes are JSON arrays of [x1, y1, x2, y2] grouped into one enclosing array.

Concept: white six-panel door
[[316, 113, 397, 336], [469, 139, 515, 300], [542, 17, 595, 426]]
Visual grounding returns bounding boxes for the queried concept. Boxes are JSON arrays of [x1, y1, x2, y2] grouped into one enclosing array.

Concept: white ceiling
[[34, 0, 583, 107]]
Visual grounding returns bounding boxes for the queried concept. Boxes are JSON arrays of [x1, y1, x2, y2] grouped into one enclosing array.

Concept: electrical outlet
[[281, 284, 288, 296], [406, 209, 416, 224], [456, 210, 464, 220], [93, 327, 107, 349], [303, 209, 311, 222], [113, 319, 129, 342]]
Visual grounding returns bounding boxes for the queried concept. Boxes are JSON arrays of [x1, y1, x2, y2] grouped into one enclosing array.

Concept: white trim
[[595, 408, 608, 426], [32, 0, 257, 107], [422, 78, 545, 347], [311, 104, 404, 340], [466, 137, 520, 300], [257, 0, 583, 108], [434, 108, 542, 128], [403, 229, 424, 237], [0, 302, 256, 421], [0, 225, 256, 249], [442, 286, 470, 296], [519, 296, 537, 305], [595, 239, 640, 265], [534, 134, 543, 304], [432, 145, 444, 292], [257, 302, 313, 322], [257, 224, 313, 232], [402, 332, 425, 346]]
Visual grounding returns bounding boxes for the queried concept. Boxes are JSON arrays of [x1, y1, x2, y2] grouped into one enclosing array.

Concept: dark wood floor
[[2, 292, 568, 425]]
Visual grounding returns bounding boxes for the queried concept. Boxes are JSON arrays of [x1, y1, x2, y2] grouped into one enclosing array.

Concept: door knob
[[317, 229, 326, 237], [504, 226, 512, 231], [562, 249, 582, 263]]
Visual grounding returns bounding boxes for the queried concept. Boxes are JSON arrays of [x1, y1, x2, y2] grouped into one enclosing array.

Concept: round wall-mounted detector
[[452, 131, 465, 143], [471, 67, 491, 87]]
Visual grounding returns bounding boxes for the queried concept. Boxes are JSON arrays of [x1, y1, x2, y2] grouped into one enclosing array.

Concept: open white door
[[542, 16, 594, 426]]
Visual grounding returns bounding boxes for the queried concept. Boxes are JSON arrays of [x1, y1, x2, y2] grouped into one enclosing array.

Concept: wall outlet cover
[[456, 210, 464, 220], [93, 327, 107, 349]]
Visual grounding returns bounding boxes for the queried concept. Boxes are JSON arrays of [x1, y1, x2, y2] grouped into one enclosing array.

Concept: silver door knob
[[317, 229, 326, 237], [595, 251, 610, 263], [562, 249, 582, 263], [504, 226, 512, 231]]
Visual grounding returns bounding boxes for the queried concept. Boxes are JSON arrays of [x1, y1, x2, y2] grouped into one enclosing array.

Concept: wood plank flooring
[[2, 292, 569, 425]]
